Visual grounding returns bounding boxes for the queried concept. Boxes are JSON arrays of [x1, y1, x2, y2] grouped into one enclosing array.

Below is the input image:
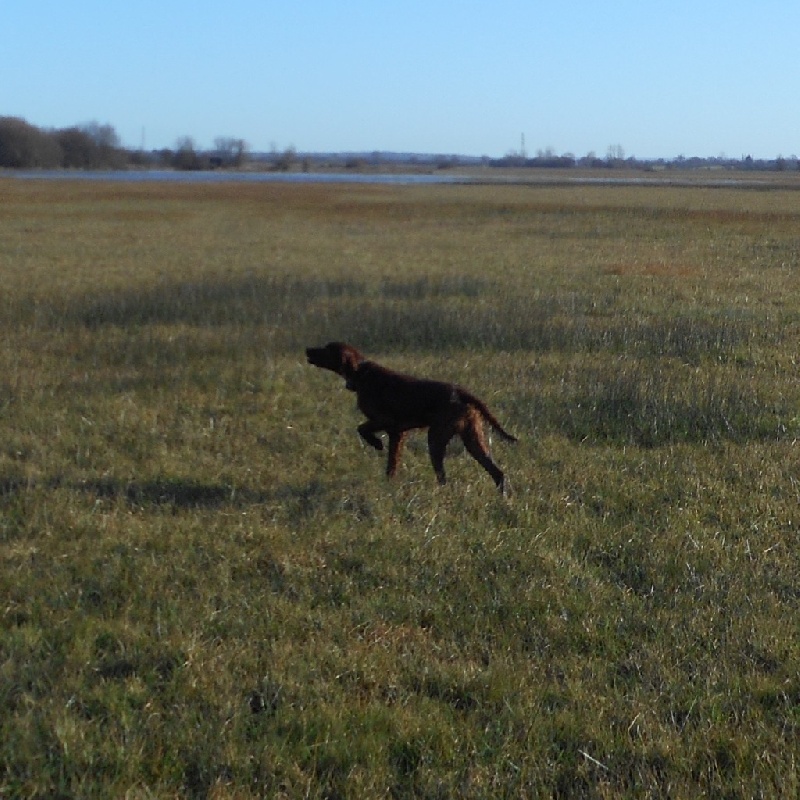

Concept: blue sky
[[4, 0, 799, 159]]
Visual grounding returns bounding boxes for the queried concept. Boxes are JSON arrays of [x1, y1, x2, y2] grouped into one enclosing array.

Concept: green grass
[[1, 177, 799, 798]]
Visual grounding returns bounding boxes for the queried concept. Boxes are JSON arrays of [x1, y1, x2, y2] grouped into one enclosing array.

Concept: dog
[[306, 342, 517, 493]]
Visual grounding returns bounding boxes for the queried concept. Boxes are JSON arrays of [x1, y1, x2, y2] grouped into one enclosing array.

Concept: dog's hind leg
[[427, 423, 456, 486], [460, 411, 506, 493]]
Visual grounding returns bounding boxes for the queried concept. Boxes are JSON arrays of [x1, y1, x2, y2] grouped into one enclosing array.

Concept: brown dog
[[306, 342, 517, 493]]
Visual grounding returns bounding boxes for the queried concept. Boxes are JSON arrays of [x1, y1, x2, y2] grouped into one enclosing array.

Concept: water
[[10, 169, 795, 190], [10, 169, 469, 185]]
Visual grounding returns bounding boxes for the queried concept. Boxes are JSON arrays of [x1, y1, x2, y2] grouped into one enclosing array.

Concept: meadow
[[1, 175, 798, 798]]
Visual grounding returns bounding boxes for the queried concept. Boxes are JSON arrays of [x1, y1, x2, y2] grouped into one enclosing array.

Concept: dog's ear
[[338, 344, 362, 380]]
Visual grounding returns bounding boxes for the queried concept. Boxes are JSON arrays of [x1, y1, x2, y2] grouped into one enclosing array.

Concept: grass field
[[1, 176, 798, 798]]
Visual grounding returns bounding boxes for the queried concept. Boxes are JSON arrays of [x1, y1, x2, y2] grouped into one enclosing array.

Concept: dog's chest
[[355, 389, 391, 422]]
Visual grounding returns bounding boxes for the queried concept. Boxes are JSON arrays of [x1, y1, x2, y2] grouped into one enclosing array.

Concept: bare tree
[[213, 137, 248, 167], [80, 121, 121, 149], [607, 144, 625, 166]]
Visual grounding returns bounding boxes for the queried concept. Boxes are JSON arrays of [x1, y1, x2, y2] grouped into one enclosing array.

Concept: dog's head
[[306, 342, 364, 384]]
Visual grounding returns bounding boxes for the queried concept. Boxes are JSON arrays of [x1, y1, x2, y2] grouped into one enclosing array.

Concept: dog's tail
[[460, 390, 518, 443]]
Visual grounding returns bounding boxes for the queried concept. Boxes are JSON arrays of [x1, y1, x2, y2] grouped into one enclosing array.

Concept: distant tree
[[579, 151, 606, 168], [84, 122, 125, 166], [127, 149, 146, 167], [55, 127, 100, 168], [606, 144, 625, 166], [173, 136, 201, 170], [156, 148, 174, 168], [55, 122, 126, 169], [531, 148, 575, 168], [272, 146, 296, 172], [80, 121, 120, 149], [0, 116, 62, 168], [435, 155, 459, 170], [498, 149, 527, 167], [213, 136, 248, 167]]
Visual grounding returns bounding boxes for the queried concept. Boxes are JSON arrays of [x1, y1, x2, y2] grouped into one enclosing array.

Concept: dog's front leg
[[386, 431, 407, 478], [358, 421, 384, 451]]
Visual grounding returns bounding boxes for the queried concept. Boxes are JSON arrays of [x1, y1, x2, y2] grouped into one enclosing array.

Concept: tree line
[[0, 117, 249, 171], [492, 145, 800, 173], [2, 115, 797, 173], [0, 117, 128, 169]]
